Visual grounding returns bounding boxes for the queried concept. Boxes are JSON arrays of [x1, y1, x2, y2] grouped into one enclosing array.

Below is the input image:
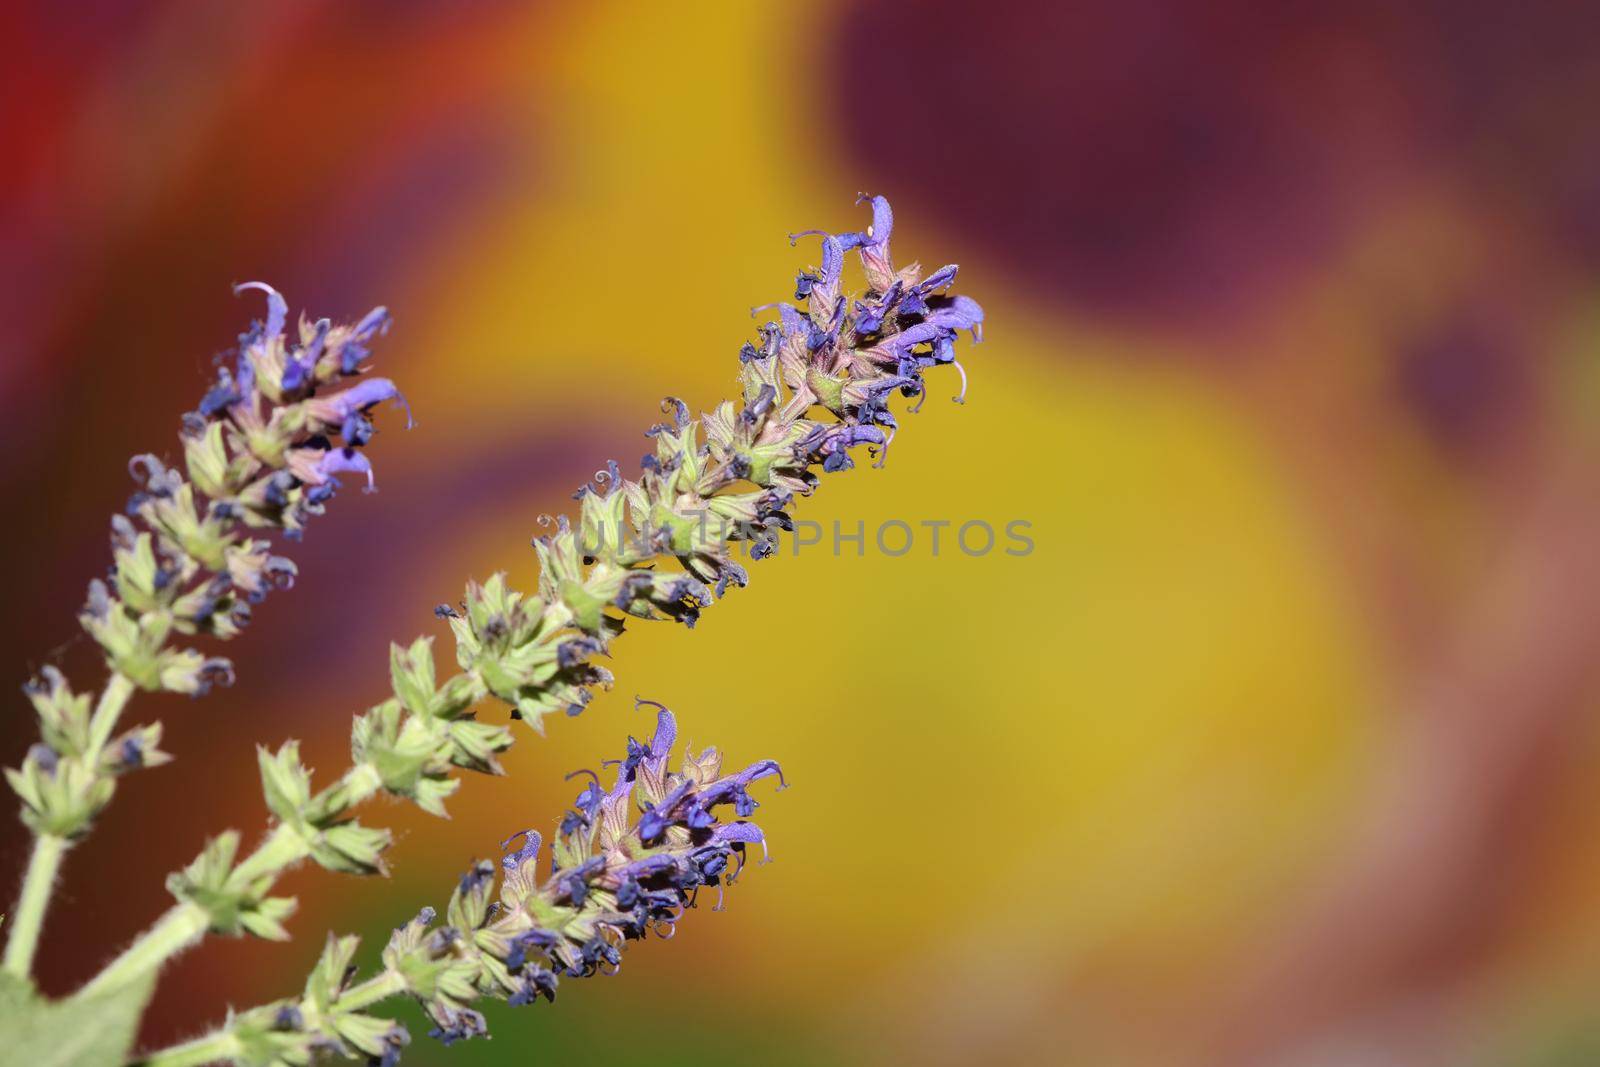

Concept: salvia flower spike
[[4, 286, 401, 982], [10, 285, 403, 841], [142, 704, 783, 1065], [441, 193, 985, 728]]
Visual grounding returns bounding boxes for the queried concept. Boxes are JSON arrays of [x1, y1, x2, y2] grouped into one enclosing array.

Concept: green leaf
[[0, 968, 156, 1067], [0, 972, 31, 1012]]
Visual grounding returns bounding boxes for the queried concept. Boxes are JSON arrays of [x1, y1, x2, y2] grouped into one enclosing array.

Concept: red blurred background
[[8, 2, 1600, 1064]]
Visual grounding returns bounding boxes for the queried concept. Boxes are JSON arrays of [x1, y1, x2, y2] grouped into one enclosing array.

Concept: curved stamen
[[950, 359, 969, 404]]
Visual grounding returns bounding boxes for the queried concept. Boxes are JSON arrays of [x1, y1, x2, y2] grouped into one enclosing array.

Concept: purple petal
[[776, 303, 808, 338], [324, 377, 411, 426], [234, 281, 288, 338], [912, 264, 959, 296], [820, 235, 844, 287], [861, 194, 893, 247], [353, 305, 391, 340], [619, 853, 678, 879], [885, 322, 942, 358], [711, 822, 766, 846], [733, 758, 785, 790], [281, 319, 329, 393], [316, 447, 375, 491], [500, 829, 542, 872], [646, 703, 677, 759], [928, 295, 985, 335]]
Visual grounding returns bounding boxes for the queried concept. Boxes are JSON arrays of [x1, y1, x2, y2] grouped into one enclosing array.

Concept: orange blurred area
[[7, 2, 1600, 1065]]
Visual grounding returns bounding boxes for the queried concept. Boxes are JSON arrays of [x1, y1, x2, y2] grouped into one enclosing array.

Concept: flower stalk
[[136, 1032, 243, 1067], [3, 671, 139, 978], [1, 833, 67, 979], [4, 287, 403, 983], [81, 672, 139, 775], [133, 702, 782, 1065]]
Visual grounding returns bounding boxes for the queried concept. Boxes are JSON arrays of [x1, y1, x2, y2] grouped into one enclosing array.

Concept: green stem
[[228, 823, 310, 885], [78, 902, 210, 998], [338, 968, 408, 1013], [3, 673, 137, 981], [78, 774, 383, 998], [132, 972, 409, 1067], [83, 671, 138, 767], [1, 833, 67, 979], [130, 969, 408, 1067], [131, 1029, 242, 1067]]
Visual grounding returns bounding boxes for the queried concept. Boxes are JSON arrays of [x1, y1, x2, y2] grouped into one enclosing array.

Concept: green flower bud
[[388, 637, 438, 718], [5, 750, 113, 839], [446, 720, 514, 775], [166, 831, 297, 938], [100, 721, 170, 776], [236, 895, 298, 942], [182, 420, 232, 500], [308, 822, 391, 876], [305, 934, 361, 1011], [332, 1012, 404, 1061], [257, 742, 312, 824], [412, 776, 461, 819], [351, 700, 452, 801], [24, 667, 91, 758]]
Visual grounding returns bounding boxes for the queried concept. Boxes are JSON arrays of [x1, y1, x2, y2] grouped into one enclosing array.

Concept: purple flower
[[27, 744, 58, 777], [393, 705, 785, 1033], [280, 318, 329, 393], [234, 280, 288, 339], [787, 231, 847, 320], [926, 294, 986, 338], [499, 829, 541, 873], [312, 447, 376, 492], [427, 1006, 487, 1047], [900, 264, 959, 315], [308, 377, 410, 435], [565, 768, 605, 819], [339, 305, 391, 374]]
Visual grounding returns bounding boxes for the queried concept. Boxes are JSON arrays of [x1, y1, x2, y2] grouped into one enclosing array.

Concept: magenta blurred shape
[[833, 0, 1600, 327]]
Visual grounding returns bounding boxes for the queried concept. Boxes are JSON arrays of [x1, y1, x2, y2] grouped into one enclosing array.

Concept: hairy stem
[[335, 968, 407, 1014], [229, 822, 312, 885], [131, 970, 407, 1067], [133, 1030, 242, 1067], [80, 771, 386, 997], [3, 673, 137, 980], [1, 833, 67, 979], [83, 671, 138, 768], [80, 902, 210, 998]]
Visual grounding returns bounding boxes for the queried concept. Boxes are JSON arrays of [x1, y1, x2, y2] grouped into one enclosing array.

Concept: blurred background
[[6, 2, 1600, 1064]]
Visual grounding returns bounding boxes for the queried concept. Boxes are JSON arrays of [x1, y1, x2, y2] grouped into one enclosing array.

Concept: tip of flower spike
[[353, 305, 391, 339], [500, 828, 541, 871], [233, 281, 288, 337], [852, 192, 893, 244]]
